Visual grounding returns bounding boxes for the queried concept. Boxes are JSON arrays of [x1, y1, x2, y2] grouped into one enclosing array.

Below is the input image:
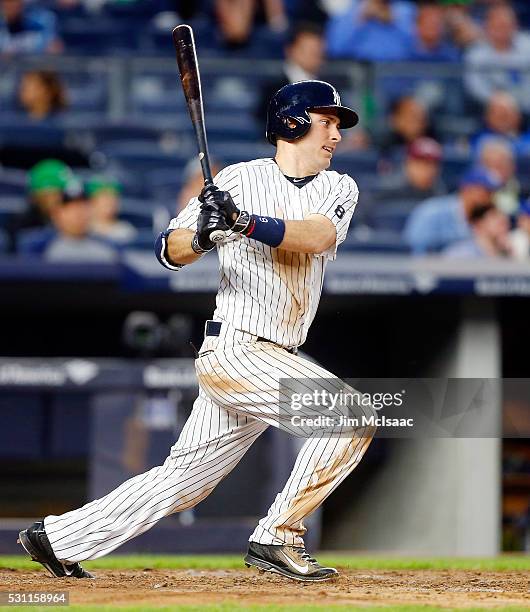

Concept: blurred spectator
[[404, 166, 503, 254], [375, 137, 446, 205], [444, 3, 481, 51], [20, 180, 118, 262], [444, 203, 511, 258], [18, 70, 68, 121], [409, 2, 458, 62], [177, 159, 222, 212], [380, 95, 435, 151], [6, 159, 72, 251], [215, 0, 287, 47], [510, 199, 530, 260], [326, 0, 414, 61], [257, 22, 324, 122], [477, 137, 521, 216], [87, 176, 137, 244], [464, 3, 530, 114], [0, 0, 62, 55], [473, 92, 530, 157]]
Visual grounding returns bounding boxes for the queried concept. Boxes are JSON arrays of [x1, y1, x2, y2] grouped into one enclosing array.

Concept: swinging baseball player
[[18, 80, 376, 582]]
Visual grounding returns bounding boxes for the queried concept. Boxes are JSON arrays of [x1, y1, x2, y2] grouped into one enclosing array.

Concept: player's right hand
[[199, 185, 252, 236], [192, 203, 230, 254], [199, 185, 240, 226]]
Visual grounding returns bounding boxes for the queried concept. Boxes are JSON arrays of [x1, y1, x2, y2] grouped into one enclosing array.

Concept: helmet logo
[[333, 89, 341, 105], [282, 115, 310, 129]]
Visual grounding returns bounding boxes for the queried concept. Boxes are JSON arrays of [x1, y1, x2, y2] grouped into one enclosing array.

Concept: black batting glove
[[199, 185, 251, 234], [192, 204, 229, 254]]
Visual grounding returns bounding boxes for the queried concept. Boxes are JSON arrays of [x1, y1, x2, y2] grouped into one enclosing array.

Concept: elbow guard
[[154, 229, 183, 271]]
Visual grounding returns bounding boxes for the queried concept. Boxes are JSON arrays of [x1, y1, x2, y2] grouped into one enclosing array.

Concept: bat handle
[[209, 228, 227, 244]]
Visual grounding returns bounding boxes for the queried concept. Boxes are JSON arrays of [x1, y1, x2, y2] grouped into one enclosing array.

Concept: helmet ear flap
[[276, 111, 312, 142], [281, 115, 299, 130]]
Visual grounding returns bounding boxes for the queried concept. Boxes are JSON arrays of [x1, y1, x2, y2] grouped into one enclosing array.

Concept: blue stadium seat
[[61, 19, 138, 54], [0, 228, 8, 253], [343, 227, 410, 253], [0, 121, 66, 147], [330, 150, 379, 176], [130, 73, 185, 114], [0, 196, 26, 227], [366, 201, 417, 233], [145, 167, 185, 201], [209, 142, 275, 166], [88, 122, 184, 147], [142, 17, 218, 55], [207, 114, 261, 143], [123, 227, 158, 250], [96, 140, 191, 172], [119, 198, 155, 229], [0, 168, 27, 196]]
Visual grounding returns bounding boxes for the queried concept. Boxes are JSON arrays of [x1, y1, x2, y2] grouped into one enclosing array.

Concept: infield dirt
[[1, 568, 530, 608]]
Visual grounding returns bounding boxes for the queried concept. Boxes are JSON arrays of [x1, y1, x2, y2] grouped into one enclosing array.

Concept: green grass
[[2, 553, 530, 572]]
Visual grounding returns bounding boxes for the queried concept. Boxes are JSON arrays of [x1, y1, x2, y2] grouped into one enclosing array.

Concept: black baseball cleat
[[244, 541, 338, 582], [17, 521, 94, 578]]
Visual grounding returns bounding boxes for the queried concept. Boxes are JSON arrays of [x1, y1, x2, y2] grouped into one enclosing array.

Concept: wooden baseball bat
[[172, 24, 226, 243]]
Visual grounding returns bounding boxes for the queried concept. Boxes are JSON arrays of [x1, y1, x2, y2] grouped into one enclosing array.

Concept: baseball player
[[18, 80, 376, 582]]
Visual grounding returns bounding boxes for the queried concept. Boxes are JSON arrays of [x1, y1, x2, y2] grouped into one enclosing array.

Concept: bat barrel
[[173, 24, 213, 186]]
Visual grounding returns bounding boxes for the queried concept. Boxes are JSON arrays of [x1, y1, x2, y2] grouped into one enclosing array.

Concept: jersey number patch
[[334, 205, 345, 219]]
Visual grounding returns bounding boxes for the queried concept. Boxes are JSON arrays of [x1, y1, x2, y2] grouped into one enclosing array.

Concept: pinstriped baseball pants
[[44, 324, 376, 562]]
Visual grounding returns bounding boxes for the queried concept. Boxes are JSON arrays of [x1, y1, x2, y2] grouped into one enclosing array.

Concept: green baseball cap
[[86, 176, 121, 197], [28, 159, 73, 193]]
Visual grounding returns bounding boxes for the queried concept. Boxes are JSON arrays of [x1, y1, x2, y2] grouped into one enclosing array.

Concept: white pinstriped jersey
[[168, 158, 358, 348]]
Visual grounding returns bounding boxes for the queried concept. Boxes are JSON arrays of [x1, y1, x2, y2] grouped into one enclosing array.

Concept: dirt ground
[[1, 568, 530, 608]]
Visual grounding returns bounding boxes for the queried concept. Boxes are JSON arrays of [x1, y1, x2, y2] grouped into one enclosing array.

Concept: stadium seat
[[119, 198, 156, 229], [209, 142, 275, 165], [0, 168, 27, 196], [95, 140, 191, 173], [330, 150, 379, 176], [60, 19, 138, 55], [122, 228, 158, 250], [88, 122, 184, 147], [366, 201, 417, 233], [145, 167, 185, 201], [0, 121, 67, 148], [0, 196, 26, 227], [343, 226, 410, 254], [130, 73, 186, 114], [0, 228, 8, 253]]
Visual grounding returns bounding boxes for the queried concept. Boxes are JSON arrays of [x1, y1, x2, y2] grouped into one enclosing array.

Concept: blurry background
[[1, 0, 530, 556]]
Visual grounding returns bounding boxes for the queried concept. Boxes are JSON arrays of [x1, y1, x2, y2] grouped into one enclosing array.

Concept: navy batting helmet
[[266, 80, 359, 146]]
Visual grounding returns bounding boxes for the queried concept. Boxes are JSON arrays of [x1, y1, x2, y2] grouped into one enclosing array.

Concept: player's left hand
[[199, 185, 250, 234]]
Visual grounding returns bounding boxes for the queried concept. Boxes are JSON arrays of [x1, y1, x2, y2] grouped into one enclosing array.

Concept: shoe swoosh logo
[[280, 551, 309, 574], [62, 564, 75, 576]]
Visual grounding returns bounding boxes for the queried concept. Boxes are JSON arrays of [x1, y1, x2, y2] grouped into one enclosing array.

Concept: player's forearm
[[167, 229, 203, 265], [279, 219, 336, 254]]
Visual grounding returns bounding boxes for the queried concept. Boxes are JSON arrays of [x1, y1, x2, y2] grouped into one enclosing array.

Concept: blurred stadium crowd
[[1, 0, 530, 260]]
